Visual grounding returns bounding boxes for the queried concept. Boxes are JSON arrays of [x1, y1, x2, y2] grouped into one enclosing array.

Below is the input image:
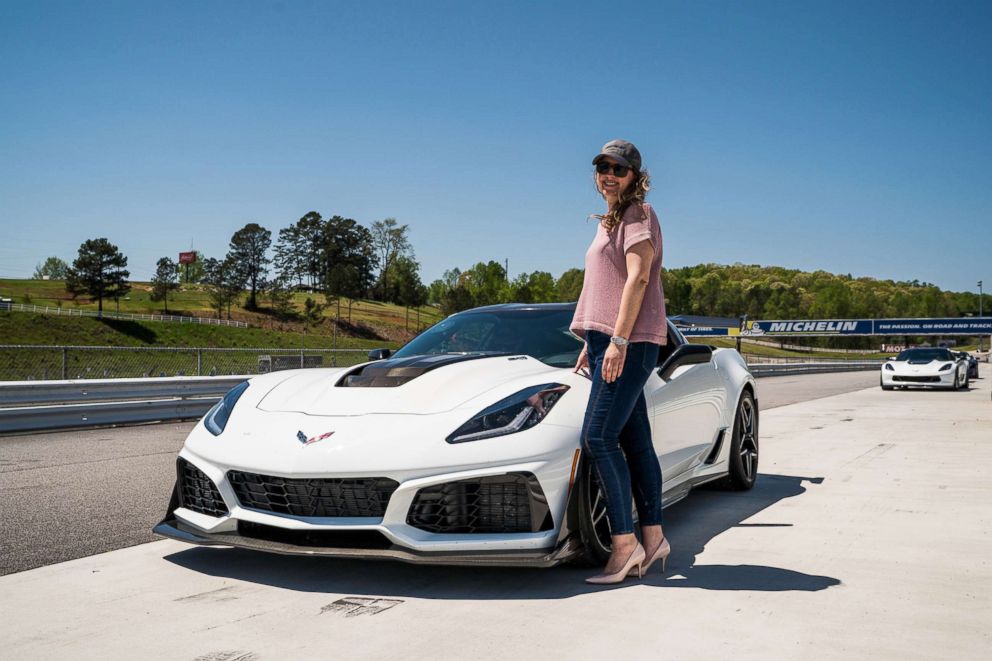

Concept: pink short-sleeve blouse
[[569, 202, 668, 345]]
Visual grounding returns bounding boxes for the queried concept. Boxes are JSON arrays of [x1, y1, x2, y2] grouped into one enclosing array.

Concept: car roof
[[460, 302, 578, 313]]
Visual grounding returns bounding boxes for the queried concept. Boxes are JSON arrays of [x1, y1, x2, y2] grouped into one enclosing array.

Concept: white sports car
[[880, 347, 969, 391], [155, 303, 759, 566]]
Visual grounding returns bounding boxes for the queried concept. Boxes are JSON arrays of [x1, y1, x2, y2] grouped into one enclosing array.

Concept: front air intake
[[407, 473, 552, 534], [177, 458, 228, 517], [228, 472, 398, 518]]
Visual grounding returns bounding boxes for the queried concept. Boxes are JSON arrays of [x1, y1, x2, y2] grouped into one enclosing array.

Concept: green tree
[[265, 275, 297, 320], [323, 216, 378, 322], [149, 257, 179, 313], [440, 284, 475, 316], [387, 255, 427, 331], [556, 268, 584, 302], [464, 261, 506, 307], [228, 223, 272, 310], [65, 238, 131, 316], [202, 256, 244, 319], [33, 256, 69, 280], [371, 218, 411, 300]]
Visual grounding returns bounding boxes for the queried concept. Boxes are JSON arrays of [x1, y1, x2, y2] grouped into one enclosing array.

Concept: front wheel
[[575, 462, 613, 566], [574, 461, 642, 566], [880, 375, 894, 391]]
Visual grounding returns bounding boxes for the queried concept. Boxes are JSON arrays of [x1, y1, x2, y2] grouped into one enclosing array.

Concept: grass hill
[[0, 278, 442, 347]]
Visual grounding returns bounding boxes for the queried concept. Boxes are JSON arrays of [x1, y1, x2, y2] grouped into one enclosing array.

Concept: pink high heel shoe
[[585, 544, 646, 585], [642, 537, 671, 574]]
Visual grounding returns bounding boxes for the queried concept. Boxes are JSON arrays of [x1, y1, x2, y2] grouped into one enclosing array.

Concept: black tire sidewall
[[727, 390, 758, 490]]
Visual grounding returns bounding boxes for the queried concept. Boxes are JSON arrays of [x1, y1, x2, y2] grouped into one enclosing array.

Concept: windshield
[[895, 348, 953, 362], [392, 308, 583, 368]]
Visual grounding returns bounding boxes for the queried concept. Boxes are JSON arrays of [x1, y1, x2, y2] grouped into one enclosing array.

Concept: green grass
[[0, 311, 397, 350], [0, 278, 443, 341]]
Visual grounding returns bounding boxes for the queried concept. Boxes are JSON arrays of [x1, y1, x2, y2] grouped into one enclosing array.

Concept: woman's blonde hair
[[594, 168, 652, 231]]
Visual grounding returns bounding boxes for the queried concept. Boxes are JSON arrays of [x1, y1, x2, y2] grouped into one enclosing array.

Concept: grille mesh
[[407, 474, 546, 534], [228, 471, 398, 517], [178, 458, 228, 517]]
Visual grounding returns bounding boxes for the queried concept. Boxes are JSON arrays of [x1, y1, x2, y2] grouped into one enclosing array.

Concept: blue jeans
[[580, 331, 663, 535]]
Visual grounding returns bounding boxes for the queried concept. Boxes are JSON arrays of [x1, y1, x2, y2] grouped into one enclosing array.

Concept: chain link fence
[[0, 345, 373, 381]]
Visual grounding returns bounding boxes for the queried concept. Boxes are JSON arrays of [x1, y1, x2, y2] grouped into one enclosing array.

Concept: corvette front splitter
[[153, 517, 582, 568]]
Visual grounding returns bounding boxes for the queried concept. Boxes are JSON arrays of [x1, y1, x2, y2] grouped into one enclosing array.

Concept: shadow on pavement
[[658, 473, 839, 591], [164, 473, 839, 598]]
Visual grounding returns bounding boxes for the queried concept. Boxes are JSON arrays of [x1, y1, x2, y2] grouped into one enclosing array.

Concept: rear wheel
[[715, 389, 759, 491]]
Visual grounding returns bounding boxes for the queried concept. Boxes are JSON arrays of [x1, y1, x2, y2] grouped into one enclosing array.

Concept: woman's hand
[[602, 342, 627, 383], [573, 347, 589, 374]]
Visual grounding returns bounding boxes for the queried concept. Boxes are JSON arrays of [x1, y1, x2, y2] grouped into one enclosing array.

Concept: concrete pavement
[[0, 374, 989, 659]]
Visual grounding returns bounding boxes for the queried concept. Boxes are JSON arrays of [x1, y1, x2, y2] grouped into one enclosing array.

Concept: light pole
[[980, 280, 985, 352]]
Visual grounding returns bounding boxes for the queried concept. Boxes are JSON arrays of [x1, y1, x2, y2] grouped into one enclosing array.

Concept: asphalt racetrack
[[2, 368, 990, 659]]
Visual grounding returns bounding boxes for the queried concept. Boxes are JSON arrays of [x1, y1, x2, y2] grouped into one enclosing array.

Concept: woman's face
[[596, 157, 635, 200]]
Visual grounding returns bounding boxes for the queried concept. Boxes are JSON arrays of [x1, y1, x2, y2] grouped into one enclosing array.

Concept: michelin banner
[[737, 318, 992, 337], [676, 318, 992, 337]]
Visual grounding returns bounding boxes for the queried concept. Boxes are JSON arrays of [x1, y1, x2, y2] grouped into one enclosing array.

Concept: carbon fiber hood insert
[[340, 353, 506, 387]]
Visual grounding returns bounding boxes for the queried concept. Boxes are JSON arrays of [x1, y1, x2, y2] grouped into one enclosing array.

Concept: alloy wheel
[[738, 397, 758, 482]]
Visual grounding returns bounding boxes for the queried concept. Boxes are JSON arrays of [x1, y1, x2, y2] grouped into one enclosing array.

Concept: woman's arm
[[601, 239, 654, 383]]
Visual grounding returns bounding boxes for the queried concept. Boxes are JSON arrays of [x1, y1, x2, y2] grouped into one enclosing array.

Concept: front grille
[[177, 458, 228, 517], [407, 473, 552, 534], [893, 375, 941, 383], [237, 521, 393, 549], [227, 471, 398, 518]]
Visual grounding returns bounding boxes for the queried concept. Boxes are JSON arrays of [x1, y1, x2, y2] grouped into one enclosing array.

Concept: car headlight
[[884, 363, 894, 371], [446, 383, 570, 444], [203, 381, 250, 436], [938, 363, 952, 372]]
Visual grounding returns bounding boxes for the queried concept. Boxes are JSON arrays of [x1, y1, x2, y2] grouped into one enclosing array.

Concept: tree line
[[32, 232, 990, 334], [34, 212, 428, 322]]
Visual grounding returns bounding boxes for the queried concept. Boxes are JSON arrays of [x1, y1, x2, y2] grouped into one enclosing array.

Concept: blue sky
[[1, 0, 989, 293]]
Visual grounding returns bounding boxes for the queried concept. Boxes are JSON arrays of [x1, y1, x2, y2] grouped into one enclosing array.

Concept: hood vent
[[339, 353, 505, 388]]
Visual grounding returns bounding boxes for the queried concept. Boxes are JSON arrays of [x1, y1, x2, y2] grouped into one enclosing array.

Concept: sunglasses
[[595, 162, 631, 177]]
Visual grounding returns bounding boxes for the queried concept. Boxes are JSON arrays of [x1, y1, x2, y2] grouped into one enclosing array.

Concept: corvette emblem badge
[[297, 430, 335, 446]]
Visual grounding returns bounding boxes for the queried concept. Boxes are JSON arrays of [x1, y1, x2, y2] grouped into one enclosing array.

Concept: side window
[[657, 321, 683, 366]]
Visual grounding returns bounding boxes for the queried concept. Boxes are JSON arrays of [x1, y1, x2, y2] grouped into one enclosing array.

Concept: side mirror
[[887, 356, 896, 361], [658, 344, 713, 380], [367, 348, 392, 361]]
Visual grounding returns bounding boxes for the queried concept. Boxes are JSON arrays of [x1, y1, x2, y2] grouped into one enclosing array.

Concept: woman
[[570, 139, 669, 584]]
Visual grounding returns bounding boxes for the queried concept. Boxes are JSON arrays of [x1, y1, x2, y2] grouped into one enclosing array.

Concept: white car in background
[[155, 303, 759, 567], [881, 347, 969, 391]]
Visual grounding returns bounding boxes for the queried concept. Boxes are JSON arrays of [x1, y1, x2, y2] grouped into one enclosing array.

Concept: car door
[[644, 324, 727, 479]]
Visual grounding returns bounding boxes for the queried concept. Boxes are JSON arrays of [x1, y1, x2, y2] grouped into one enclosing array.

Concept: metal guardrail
[[0, 376, 249, 407], [749, 361, 882, 376], [0, 301, 249, 327], [0, 361, 884, 434], [0, 376, 251, 433]]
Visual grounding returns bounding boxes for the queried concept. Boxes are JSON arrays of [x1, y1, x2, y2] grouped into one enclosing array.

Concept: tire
[[574, 461, 613, 566], [715, 389, 759, 491], [880, 375, 894, 391], [574, 460, 643, 566], [952, 373, 960, 391]]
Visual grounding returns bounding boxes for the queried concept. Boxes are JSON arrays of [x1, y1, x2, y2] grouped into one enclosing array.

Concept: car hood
[[255, 354, 563, 416], [890, 359, 951, 372]]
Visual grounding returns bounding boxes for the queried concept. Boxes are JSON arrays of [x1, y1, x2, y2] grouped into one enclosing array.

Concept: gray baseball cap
[[592, 139, 642, 171]]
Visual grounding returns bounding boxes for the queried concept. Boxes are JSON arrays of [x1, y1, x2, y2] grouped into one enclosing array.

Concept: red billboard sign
[[178, 251, 198, 265]]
